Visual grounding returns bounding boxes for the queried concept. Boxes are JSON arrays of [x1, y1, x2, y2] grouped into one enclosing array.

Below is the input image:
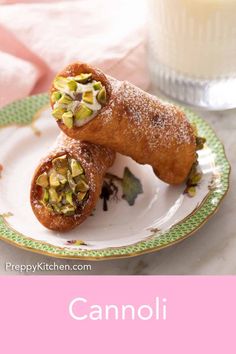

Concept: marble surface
[[0, 98, 235, 275]]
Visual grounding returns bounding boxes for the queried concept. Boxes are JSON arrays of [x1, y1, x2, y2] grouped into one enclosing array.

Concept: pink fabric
[[0, 0, 148, 107]]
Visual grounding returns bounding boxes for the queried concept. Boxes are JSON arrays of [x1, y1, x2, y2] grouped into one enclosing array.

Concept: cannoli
[[50, 62, 196, 185], [30, 133, 115, 231]]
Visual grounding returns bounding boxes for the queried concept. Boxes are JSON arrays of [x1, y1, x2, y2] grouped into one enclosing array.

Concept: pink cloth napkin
[[0, 0, 148, 107]]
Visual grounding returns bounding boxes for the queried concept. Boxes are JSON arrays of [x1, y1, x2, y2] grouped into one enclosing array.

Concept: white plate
[[0, 94, 230, 259]]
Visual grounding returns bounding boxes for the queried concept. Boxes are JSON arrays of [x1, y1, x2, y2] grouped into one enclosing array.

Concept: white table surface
[[0, 97, 235, 275]]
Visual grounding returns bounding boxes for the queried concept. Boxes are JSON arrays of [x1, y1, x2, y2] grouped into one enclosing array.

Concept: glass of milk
[[148, 0, 236, 109]]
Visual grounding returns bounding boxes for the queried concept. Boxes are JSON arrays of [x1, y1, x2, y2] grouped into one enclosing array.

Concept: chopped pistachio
[[78, 174, 87, 182], [196, 137, 206, 150], [39, 155, 89, 215], [58, 174, 67, 185], [52, 204, 60, 213], [82, 91, 93, 104], [51, 91, 62, 103], [190, 173, 202, 186], [36, 172, 49, 188], [75, 103, 93, 120], [61, 205, 76, 215], [70, 159, 83, 177], [93, 81, 102, 91], [187, 186, 196, 197], [49, 187, 59, 203], [74, 73, 92, 83], [77, 191, 87, 202], [54, 76, 69, 90], [46, 204, 53, 213], [67, 80, 77, 92], [52, 106, 66, 120], [197, 144, 204, 151], [40, 200, 47, 208], [96, 87, 106, 105], [42, 189, 49, 203], [49, 171, 60, 187], [62, 111, 73, 129], [65, 192, 74, 206], [52, 155, 68, 175], [188, 163, 197, 180], [67, 170, 76, 192], [58, 94, 73, 105], [76, 179, 89, 192]]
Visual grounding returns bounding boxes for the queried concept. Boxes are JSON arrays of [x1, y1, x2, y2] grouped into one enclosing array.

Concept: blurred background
[[0, 0, 148, 107]]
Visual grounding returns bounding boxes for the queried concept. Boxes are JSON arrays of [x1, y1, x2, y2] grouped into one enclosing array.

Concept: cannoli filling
[[36, 155, 90, 215], [51, 73, 107, 128]]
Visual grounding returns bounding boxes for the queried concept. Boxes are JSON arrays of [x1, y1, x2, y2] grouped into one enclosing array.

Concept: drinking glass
[[148, 0, 236, 109]]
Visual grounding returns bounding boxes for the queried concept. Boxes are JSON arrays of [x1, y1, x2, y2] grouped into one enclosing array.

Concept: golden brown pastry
[[30, 133, 115, 231], [50, 62, 196, 185]]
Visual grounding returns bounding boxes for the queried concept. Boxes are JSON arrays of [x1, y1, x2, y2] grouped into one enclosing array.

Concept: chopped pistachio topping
[[61, 205, 76, 215], [70, 159, 83, 177], [51, 91, 62, 103], [49, 187, 59, 203], [187, 186, 196, 198], [196, 137, 206, 150], [49, 171, 60, 187], [58, 94, 73, 105], [96, 87, 106, 105], [52, 106, 66, 120], [36, 172, 49, 188], [192, 123, 206, 150], [51, 72, 107, 127], [185, 161, 202, 198], [67, 170, 76, 192], [54, 76, 69, 90], [76, 180, 89, 192], [74, 73, 92, 83], [42, 189, 49, 202], [53, 204, 61, 214], [52, 155, 68, 175], [58, 174, 67, 185], [82, 91, 93, 104], [37, 155, 89, 215], [77, 191, 87, 202], [93, 81, 102, 90], [189, 172, 202, 185], [184, 132, 206, 198], [66, 192, 73, 206], [62, 111, 73, 129], [75, 103, 93, 120], [67, 80, 77, 92]]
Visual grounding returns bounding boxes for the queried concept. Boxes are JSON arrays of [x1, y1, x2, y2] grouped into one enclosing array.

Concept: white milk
[[148, 0, 236, 108]]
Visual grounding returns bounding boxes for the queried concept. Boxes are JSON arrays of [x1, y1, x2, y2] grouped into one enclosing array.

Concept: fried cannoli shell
[[30, 133, 115, 232], [51, 62, 196, 185]]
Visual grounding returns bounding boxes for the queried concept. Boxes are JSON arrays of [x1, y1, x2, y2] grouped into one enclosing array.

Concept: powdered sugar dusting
[[101, 80, 194, 150]]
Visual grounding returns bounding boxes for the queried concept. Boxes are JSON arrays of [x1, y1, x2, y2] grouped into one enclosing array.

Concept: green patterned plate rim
[[0, 93, 231, 260]]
